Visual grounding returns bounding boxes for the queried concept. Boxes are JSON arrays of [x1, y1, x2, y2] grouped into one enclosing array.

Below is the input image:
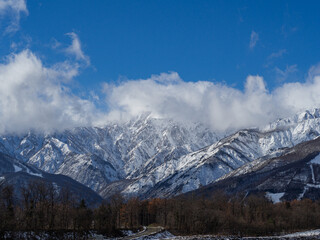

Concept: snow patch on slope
[[266, 192, 285, 203], [13, 164, 22, 172], [310, 153, 320, 165]]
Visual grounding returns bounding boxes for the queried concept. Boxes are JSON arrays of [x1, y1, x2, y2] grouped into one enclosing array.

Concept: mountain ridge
[[1, 109, 320, 200], [183, 135, 320, 202]]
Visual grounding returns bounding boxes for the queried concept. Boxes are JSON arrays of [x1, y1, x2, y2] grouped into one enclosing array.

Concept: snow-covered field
[[165, 229, 320, 240], [127, 229, 320, 240], [283, 229, 320, 238], [2, 229, 320, 239]]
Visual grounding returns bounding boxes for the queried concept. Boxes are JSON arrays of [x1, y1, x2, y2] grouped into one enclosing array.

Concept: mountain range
[[1, 109, 320, 203]]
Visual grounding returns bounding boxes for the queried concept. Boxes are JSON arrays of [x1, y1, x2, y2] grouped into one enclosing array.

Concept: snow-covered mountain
[[0, 152, 102, 205], [106, 109, 320, 198], [187, 135, 320, 202], [0, 113, 220, 196], [1, 109, 320, 200]]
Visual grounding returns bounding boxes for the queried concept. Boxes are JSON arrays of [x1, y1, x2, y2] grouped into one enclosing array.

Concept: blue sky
[[0, 0, 320, 133], [3, 0, 320, 90]]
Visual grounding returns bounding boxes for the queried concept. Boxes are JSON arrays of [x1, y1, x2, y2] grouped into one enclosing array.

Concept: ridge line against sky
[[0, 0, 320, 134]]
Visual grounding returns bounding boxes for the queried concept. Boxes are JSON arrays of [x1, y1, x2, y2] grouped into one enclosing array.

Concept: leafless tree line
[[1, 181, 320, 237]]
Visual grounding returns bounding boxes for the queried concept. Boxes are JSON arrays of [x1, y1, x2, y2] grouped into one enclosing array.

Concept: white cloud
[[65, 32, 90, 66], [104, 73, 276, 131], [1, 49, 320, 135], [1, 49, 320, 134], [307, 63, 320, 82], [0, 0, 28, 33], [0, 50, 97, 134], [274, 80, 320, 112], [245, 75, 266, 93], [104, 68, 320, 132], [268, 49, 287, 60], [265, 49, 287, 68], [275, 64, 298, 82], [249, 31, 259, 49]]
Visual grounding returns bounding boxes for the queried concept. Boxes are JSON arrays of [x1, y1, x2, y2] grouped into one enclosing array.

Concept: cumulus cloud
[[249, 31, 259, 49], [104, 73, 274, 131], [65, 32, 90, 66], [0, 0, 28, 33], [0, 50, 97, 134], [2, 50, 320, 134], [274, 74, 320, 111], [104, 68, 320, 132], [2, 49, 320, 134]]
